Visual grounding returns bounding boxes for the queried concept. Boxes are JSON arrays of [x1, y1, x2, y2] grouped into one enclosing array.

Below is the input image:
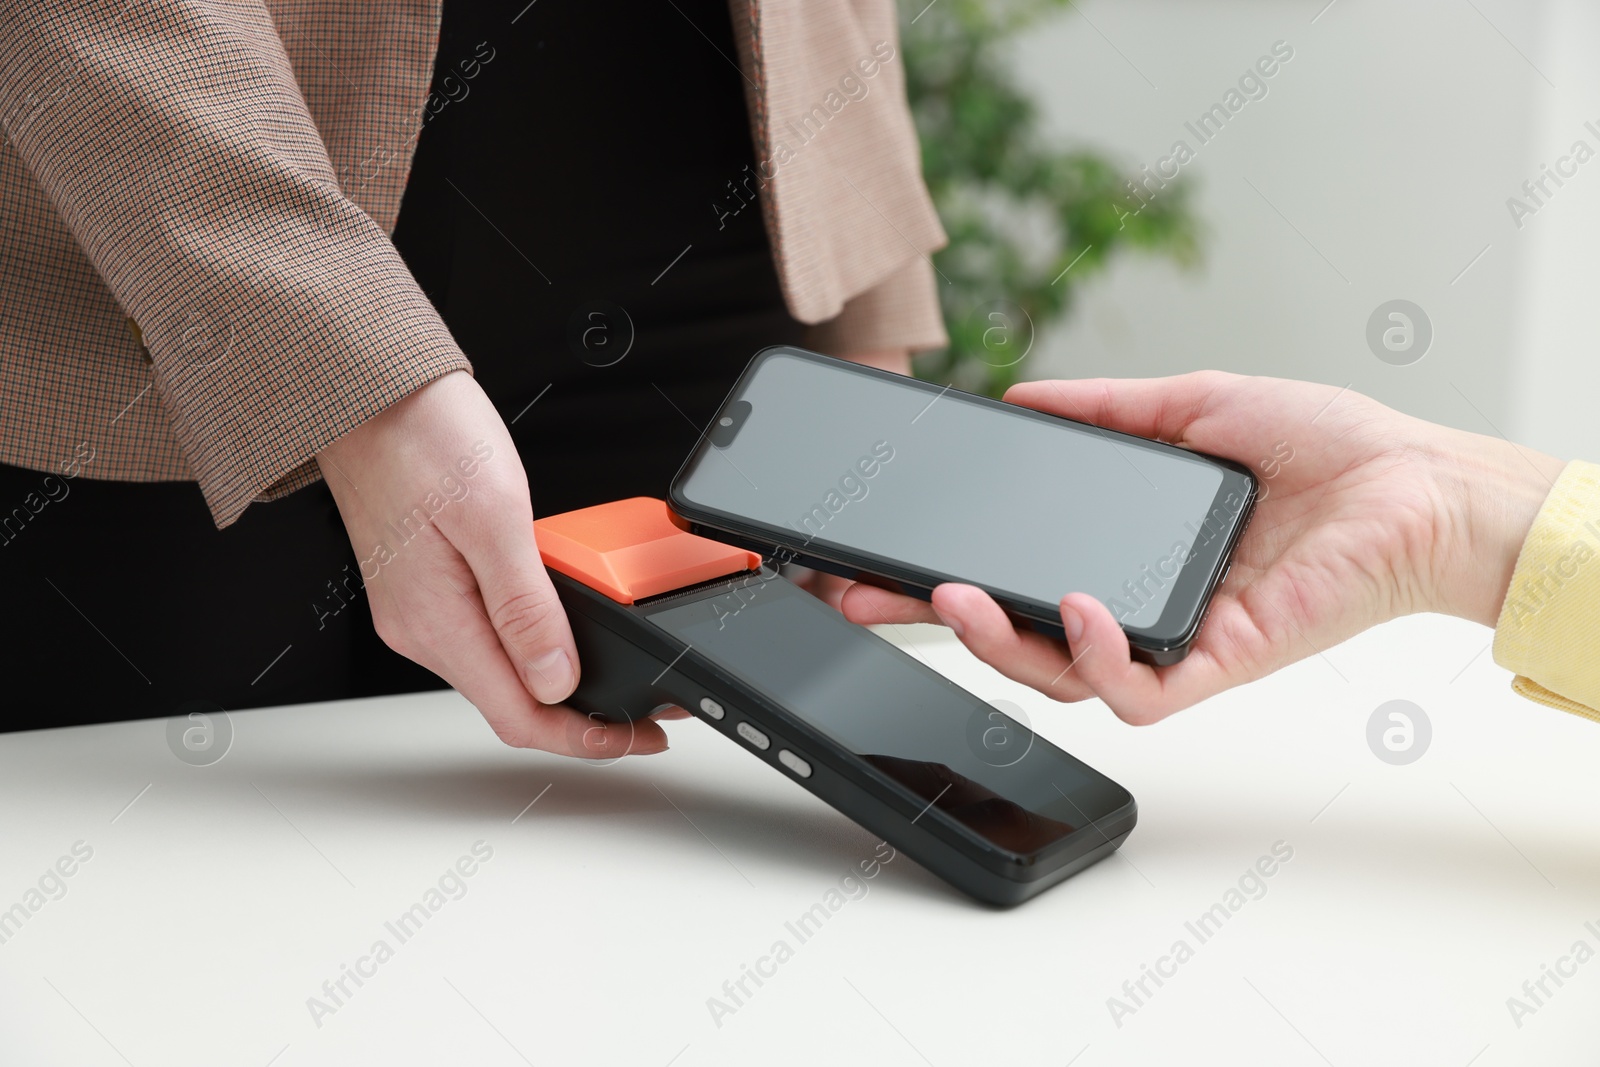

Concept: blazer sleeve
[[1492, 459, 1600, 722], [0, 1, 471, 528], [804, 255, 948, 356]]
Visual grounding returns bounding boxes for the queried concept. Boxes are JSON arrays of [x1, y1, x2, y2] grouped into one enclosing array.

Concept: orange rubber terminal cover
[[534, 497, 762, 604]]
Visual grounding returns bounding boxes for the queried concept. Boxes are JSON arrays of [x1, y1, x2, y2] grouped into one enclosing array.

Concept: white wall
[[1507, 0, 1600, 462], [1010, 0, 1594, 458]]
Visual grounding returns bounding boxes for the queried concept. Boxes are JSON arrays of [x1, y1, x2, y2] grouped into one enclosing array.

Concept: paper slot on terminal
[[534, 497, 1137, 906]]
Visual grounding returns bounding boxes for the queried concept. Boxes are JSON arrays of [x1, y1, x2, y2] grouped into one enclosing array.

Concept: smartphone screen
[[644, 576, 1131, 857], [671, 348, 1255, 650]]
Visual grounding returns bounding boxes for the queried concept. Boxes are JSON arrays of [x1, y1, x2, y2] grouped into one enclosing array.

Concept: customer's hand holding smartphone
[[840, 371, 1567, 724], [671, 347, 1258, 667]]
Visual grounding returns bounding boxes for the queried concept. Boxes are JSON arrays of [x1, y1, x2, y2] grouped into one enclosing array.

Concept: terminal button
[[777, 750, 812, 778], [698, 696, 725, 720], [735, 722, 770, 750]]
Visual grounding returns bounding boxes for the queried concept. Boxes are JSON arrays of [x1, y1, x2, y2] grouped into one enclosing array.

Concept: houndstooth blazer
[[0, 0, 947, 527]]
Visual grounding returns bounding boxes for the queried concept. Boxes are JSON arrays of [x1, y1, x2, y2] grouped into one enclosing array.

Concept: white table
[[2, 613, 1597, 1066]]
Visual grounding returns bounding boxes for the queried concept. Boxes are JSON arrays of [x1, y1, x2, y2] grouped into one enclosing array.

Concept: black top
[[392, 0, 804, 516]]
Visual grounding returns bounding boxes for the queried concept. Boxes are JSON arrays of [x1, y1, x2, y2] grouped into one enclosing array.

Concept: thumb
[[468, 517, 581, 706]]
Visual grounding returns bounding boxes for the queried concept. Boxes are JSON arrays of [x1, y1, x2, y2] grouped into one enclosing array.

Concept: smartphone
[[537, 497, 1137, 906], [669, 346, 1257, 665]]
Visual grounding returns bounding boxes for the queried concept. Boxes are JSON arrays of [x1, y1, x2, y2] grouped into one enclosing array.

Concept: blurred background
[[904, 0, 1599, 465]]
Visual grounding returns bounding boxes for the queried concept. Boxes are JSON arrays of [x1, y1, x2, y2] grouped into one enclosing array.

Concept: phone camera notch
[[709, 400, 752, 448]]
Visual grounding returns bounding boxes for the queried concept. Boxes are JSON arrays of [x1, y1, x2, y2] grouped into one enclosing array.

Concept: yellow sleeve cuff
[[1492, 458, 1600, 721]]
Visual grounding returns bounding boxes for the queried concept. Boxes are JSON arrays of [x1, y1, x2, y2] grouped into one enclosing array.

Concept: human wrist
[[315, 370, 465, 479], [314, 412, 379, 496], [1431, 427, 1564, 627]]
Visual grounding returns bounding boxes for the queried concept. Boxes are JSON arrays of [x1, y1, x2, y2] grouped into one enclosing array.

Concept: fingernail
[[1062, 604, 1084, 644], [627, 730, 670, 756], [530, 647, 575, 703]]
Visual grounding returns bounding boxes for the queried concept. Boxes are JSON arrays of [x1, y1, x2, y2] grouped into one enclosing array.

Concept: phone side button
[[777, 750, 812, 778], [699, 697, 726, 720], [735, 721, 771, 750]]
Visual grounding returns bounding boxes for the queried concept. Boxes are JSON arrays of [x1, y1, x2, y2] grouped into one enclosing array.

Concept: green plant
[[901, 0, 1202, 396]]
